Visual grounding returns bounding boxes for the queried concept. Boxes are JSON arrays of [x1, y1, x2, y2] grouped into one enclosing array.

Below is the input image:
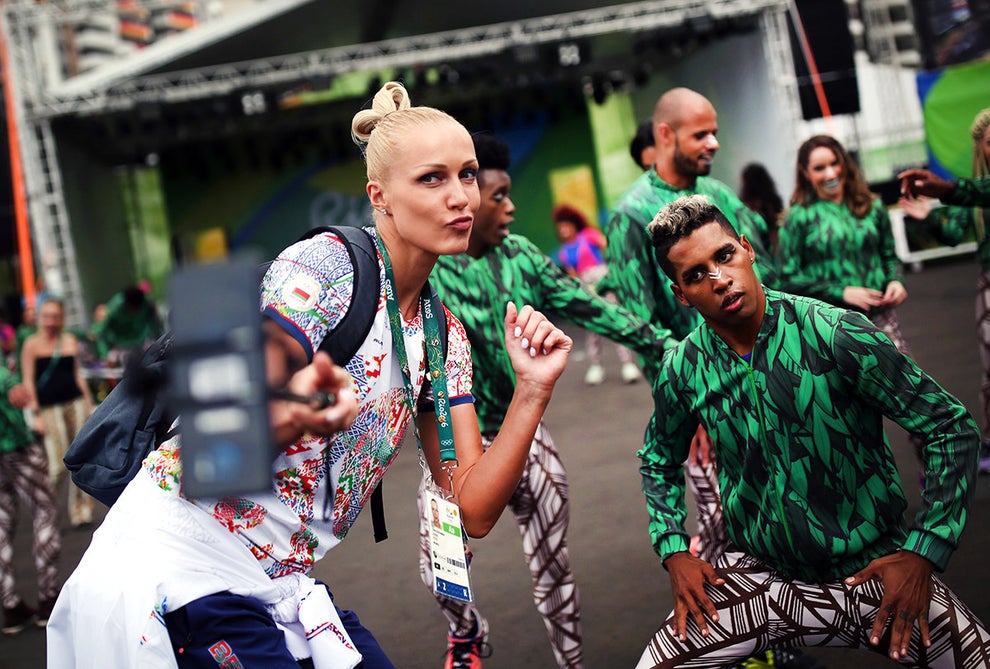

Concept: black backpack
[[64, 225, 446, 542]]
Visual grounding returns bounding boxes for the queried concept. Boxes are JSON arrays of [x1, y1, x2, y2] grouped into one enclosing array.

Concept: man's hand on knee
[[845, 550, 934, 661], [663, 551, 725, 642]]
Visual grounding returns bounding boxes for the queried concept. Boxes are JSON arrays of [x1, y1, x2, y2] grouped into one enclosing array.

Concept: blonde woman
[[47, 81, 571, 669], [20, 298, 94, 529]]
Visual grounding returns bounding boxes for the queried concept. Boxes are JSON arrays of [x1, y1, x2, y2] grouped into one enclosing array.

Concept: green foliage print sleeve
[[638, 350, 698, 562], [0, 366, 17, 396], [600, 207, 663, 330], [947, 176, 990, 208], [918, 203, 974, 247], [520, 236, 676, 368], [834, 311, 980, 570], [922, 204, 990, 270]]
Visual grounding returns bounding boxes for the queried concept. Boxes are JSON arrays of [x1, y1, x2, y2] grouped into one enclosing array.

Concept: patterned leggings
[[636, 549, 990, 669], [976, 270, 990, 440], [0, 441, 61, 609], [418, 422, 583, 668], [39, 398, 93, 526], [870, 307, 913, 363], [683, 459, 728, 563]]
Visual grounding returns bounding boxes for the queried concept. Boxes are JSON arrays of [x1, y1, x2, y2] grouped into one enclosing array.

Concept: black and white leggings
[[976, 270, 990, 441], [416, 421, 725, 669], [636, 549, 990, 669], [0, 441, 61, 609], [417, 422, 584, 669]]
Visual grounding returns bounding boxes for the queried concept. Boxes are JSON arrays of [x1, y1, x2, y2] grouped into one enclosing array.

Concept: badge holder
[[379, 234, 473, 602], [422, 470, 473, 603]]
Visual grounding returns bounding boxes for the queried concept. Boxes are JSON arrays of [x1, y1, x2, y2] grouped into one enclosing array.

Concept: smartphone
[[165, 255, 273, 499]]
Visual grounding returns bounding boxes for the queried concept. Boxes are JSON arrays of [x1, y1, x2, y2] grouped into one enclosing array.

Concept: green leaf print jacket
[[599, 170, 776, 346], [639, 289, 979, 583], [0, 366, 34, 454], [916, 202, 990, 271], [432, 233, 677, 435], [918, 175, 990, 272], [947, 176, 990, 208], [777, 198, 904, 312]]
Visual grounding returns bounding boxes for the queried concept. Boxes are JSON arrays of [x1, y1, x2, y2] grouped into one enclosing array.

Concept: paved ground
[[5, 255, 990, 668]]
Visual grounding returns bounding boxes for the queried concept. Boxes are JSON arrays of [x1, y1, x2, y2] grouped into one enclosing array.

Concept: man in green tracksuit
[[600, 86, 766, 598], [635, 194, 990, 669], [418, 133, 675, 669], [600, 87, 775, 381]]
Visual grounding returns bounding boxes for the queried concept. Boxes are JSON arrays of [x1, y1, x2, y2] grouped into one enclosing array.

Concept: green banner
[[585, 91, 641, 210]]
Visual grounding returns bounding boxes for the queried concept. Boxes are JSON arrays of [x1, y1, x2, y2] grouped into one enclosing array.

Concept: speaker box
[[788, 0, 860, 120]]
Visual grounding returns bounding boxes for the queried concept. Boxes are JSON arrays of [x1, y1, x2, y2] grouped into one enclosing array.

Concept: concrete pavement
[[4, 255, 989, 668]]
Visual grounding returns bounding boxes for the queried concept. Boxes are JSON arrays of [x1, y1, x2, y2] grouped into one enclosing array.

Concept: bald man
[[603, 95, 777, 381], [600, 89, 774, 369]]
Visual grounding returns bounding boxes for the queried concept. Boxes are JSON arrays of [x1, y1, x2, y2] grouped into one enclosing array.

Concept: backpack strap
[[312, 226, 380, 367], [295, 226, 391, 542]]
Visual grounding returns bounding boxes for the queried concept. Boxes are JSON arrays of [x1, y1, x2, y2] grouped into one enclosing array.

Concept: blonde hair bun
[[350, 80, 459, 182], [351, 81, 412, 146]]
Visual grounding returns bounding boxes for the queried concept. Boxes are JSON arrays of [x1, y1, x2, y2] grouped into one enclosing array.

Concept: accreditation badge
[[424, 486, 473, 603]]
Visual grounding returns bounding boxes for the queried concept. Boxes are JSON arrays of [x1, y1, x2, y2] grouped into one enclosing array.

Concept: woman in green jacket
[[777, 135, 910, 344], [777, 135, 923, 479]]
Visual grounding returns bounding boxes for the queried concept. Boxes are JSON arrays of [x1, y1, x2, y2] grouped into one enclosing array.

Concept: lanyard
[[376, 233, 457, 465]]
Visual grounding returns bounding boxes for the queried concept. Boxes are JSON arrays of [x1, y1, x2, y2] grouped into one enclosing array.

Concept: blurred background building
[[0, 0, 987, 329]]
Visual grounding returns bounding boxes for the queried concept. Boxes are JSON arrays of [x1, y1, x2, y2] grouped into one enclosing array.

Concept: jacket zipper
[[744, 359, 796, 555]]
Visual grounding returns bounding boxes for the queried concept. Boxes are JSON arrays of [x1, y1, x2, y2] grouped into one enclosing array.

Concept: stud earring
[[380, 208, 388, 215], [749, 257, 755, 264]]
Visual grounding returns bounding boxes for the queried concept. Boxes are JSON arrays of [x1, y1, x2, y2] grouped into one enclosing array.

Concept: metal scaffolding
[[33, 0, 783, 117], [2, 0, 793, 327]]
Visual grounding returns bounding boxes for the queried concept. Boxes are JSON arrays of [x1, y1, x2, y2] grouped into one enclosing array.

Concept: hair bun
[[351, 81, 412, 147]]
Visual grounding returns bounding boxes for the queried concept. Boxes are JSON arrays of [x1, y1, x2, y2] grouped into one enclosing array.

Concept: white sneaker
[[584, 364, 605, 386], [620, 362, 643, 384]]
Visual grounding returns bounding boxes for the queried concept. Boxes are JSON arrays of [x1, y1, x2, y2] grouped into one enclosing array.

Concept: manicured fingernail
[[542, 347, 548, 355], [529, 347, 536, 357], [514, 326, 521, 338], [845, 577, 855, 583], [871, 636, 878, 645], [521, 338, 529, 349]]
